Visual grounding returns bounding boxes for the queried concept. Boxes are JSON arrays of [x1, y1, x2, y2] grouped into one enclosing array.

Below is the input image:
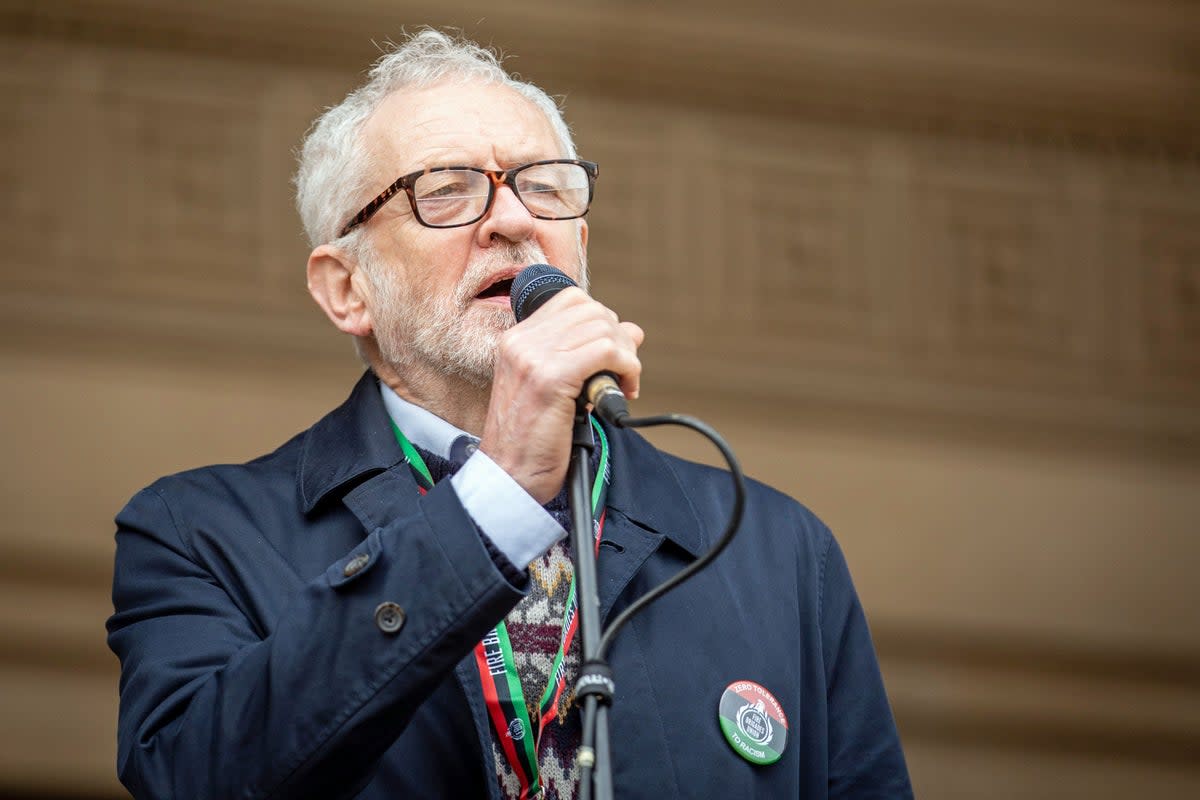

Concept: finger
[[524, 285, 592, 318], [620, 321, 645, 348], [567, 337, 641, 394], [616, 322, 644, 399], [501, 295, 643, 398], [508, 307, 628, 363], [539, 316, 629, 353], [509, 297, 613, 344]]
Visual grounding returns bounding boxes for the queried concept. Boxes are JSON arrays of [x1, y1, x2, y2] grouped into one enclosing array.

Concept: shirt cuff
[[450, 451, 565, 570]]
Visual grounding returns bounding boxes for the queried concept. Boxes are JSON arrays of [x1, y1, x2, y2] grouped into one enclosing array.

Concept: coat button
[[374, 602, 406, 634], [343, 553, 370, 577]]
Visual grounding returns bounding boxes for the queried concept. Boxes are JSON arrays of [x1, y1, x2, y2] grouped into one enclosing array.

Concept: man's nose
[[476, 184, 535, 245]]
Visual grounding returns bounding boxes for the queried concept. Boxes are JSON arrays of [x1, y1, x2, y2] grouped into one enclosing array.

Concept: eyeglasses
[[338, 159, 599, 237]]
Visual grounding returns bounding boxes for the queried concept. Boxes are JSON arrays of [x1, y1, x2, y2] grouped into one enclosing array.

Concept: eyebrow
[[412, 153, 561, 172]]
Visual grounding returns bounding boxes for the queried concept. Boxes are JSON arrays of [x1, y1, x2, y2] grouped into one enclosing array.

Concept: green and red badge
[[718, 680, 788, 765]]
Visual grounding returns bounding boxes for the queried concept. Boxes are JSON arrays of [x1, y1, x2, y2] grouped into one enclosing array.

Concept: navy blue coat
[[107, 372, 911, 799]]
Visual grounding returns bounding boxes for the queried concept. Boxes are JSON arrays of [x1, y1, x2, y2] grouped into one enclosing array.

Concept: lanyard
[[391, 418, 610, 799]]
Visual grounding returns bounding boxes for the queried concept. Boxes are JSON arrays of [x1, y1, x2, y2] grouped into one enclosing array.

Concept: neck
[[371, 354, 491, 437]]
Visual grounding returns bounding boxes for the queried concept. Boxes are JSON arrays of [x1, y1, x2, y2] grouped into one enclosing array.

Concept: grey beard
[[404, 300, 513, 388], [361, 238, 586, 387]]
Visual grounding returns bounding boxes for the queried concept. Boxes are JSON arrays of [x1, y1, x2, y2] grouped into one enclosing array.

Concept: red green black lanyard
[[391, 418, 610, 799]]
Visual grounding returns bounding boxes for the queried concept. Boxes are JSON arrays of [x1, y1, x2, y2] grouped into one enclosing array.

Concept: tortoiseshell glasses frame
[[338, 159, 599, 237]]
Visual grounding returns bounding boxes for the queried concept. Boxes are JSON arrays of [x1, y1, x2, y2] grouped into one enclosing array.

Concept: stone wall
[[1, 1, 1197, 796]]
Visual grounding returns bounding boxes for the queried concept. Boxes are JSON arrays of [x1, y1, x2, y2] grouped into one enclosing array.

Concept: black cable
[[575, 411, 744, 798], [596, 413, 746, 659]]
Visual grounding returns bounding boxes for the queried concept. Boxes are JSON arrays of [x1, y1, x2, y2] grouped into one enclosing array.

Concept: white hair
[[294, 28, 578, 251]]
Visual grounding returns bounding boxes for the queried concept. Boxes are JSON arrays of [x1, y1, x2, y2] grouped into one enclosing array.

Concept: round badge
[[718, 680, 788, 765]]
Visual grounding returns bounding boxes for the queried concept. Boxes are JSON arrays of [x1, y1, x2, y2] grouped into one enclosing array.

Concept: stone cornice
[[5, 0, 1199, 153]]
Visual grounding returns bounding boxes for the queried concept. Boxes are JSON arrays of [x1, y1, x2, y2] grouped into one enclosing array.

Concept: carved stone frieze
[[3, 33, 1196, 444], [575, 98, 1199, 444], [0, 37, 333, 317]]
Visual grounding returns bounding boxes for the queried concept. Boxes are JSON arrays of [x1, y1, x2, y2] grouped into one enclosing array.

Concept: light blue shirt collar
[[376, 377, 564, 570], [378, 380, 476, 461]]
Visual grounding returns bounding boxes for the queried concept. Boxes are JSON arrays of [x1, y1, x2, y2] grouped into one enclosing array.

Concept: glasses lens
[[515, 163, 591, 219], [412, 169, 491, 226]]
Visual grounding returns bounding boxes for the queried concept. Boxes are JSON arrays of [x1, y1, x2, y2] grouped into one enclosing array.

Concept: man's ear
[[307, 244, 373, 337]]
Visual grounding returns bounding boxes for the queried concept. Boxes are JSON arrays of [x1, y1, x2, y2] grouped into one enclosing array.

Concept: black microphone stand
[[510, 266, 746, 800], [567, 400, 614, 800]]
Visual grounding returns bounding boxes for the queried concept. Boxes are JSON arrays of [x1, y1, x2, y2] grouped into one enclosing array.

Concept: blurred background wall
[[1, 1, 1198, 797]]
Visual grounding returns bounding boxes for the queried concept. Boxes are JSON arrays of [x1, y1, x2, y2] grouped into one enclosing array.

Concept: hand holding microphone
[[478, 264, 643, 504], [510, 265, 633, 425]]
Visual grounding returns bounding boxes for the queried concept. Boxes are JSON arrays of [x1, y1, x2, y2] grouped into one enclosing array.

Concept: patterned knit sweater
[[418, 447, 593, 800]]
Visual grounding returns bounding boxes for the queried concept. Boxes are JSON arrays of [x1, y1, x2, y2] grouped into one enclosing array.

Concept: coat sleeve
[[106, 476, 523, 800], [819, 533, 915, 798]]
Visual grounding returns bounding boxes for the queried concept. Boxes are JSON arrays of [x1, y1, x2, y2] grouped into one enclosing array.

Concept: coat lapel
[[591, 424, 715, 798], [596, 423, 708, 621], [455, 656, 504, 800], [295, 380, 712, 796], [297, 371, 408, 515]]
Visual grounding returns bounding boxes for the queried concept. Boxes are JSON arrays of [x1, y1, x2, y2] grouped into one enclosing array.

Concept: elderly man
[[107, 29, 911, 800]]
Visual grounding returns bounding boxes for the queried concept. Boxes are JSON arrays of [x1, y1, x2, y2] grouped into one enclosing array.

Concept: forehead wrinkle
[[397, 115, 552, 171], [366, 83, 563, 178]]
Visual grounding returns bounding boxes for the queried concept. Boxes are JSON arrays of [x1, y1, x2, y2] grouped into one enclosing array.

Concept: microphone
[[510, 264, 630, 425]]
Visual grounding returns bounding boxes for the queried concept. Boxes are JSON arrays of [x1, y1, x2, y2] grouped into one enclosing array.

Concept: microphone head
[[510, 264, 578, 322]]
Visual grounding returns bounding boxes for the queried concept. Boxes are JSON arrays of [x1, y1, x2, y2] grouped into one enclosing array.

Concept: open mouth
[[475, 276, 515, 300]]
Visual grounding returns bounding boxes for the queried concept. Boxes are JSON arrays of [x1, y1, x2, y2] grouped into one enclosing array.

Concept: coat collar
[[601, 422, 707, 559], [298, 371, 407, 513], [298, 371, 710, 558]]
